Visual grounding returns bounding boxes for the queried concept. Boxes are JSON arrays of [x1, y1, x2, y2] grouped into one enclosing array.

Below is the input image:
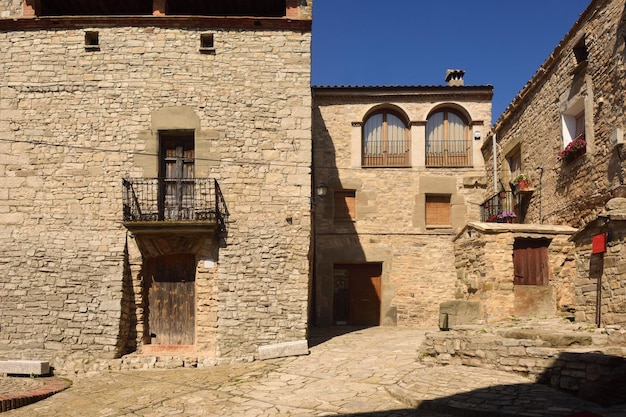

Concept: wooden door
[[147, 254, 195, 345], [513, 238, 550, 285], [160, 132, 194, 220], [333, 263, 382, 326]]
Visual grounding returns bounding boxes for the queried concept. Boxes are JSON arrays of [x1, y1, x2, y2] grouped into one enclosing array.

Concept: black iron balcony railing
[[480, 191, 517, 223], [426, 140, 471, 167], [122, 178, 229, 235]]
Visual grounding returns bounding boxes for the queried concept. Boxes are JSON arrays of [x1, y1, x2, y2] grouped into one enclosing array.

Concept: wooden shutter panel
[[513, 239, 550, 285], [334, 190, 356, 221], [426, 195, 450, 226]]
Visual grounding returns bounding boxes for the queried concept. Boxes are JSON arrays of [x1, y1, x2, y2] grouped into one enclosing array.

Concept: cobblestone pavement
[[3, 327, 625, 416]]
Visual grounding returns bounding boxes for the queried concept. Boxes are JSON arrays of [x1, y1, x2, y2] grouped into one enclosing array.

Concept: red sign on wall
[[592, 233, 607, 254]]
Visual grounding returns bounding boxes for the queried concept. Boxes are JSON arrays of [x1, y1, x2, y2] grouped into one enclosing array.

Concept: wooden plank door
[[333, 263, 382, 326], [513, 238, 550, 285], [147, 254, 195, 345], [160, 132, 194, 220]]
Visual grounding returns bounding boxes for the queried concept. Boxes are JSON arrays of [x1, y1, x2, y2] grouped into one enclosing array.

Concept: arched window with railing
[[426, 107, 471, 167], [362, 108, 410, 167]]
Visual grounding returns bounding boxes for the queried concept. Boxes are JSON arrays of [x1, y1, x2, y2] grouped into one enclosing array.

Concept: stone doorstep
[[0, 360, 49, 376], [140, 344, 197, 355], [258, 340, 309, 360]]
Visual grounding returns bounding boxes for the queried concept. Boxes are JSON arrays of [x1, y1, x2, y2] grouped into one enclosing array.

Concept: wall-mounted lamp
[[316, 183, 328, 198], [473, 130, 481, 140]]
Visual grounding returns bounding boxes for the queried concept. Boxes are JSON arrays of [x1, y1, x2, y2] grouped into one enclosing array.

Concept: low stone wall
[[420, 324, 626, 406]]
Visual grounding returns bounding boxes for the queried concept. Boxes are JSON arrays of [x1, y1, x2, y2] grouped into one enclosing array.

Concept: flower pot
[[516, 179, 529, 189]]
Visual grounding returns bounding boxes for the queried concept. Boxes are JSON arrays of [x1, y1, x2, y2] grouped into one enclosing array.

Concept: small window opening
[[200, 33, 215, 54], [573, 36, 588, 64], [85, 31, 100, 51]]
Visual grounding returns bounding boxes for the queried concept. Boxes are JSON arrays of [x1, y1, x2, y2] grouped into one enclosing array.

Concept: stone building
[[0, 0, 313, 372], [312, 73, 493, 327], [479, 0, 626, 326]]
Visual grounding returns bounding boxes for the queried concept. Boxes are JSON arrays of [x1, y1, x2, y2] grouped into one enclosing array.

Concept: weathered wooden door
[[513, 238, 550, 285], [147, 254, 195, 345], [333, 263, 382, 326], [160, 132, 195, 220]]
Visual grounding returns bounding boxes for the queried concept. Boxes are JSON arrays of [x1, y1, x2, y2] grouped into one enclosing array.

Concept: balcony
[[480, 191, 517, 223], [426, 140, 471, 167], [122, 178, 228, 237]]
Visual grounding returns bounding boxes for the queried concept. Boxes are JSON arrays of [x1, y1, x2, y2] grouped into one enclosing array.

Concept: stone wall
[[572, 197, 626, 326], [0, 0, 21, 17], [312, 88, 492, 327], [485, 0, 626, 228], [0, 23, 311, 372], [453, 223, 577, 322], [421, 323, 626, 405]]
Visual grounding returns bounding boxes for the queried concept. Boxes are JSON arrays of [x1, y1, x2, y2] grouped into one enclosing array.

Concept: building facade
[[0, 0, 313, 371], [312, 74, 493, 327], [482, 0, 626, 326]]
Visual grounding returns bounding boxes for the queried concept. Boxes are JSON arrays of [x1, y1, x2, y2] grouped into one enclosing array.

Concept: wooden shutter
[[426, 195, 451, 226], [334, 190, 356, 221], [513, 239, 550, 285]]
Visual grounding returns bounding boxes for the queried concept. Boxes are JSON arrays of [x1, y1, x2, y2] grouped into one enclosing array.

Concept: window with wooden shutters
[[362, 110, 410, 167], [426, 109, 471, 167], [334, 190, 356, 221], [513, 238, 550, 285], [425, 195, 451, 226], [159, 131, 195, 220]]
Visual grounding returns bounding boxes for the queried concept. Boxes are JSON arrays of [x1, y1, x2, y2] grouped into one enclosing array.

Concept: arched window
[[362, 110, 409, 167], [426, 108, 471, 167]]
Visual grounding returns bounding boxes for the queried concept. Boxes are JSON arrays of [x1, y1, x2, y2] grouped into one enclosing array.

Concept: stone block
[[258, 340, 309, 360], [0, 360, 50, 375], [439, 300, 482, 329]]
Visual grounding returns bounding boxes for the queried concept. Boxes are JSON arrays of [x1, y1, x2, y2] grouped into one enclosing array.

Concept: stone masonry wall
[[0, 0, 21, 17], [421, 323, 626, 406], [313, 91, 492, 327], [572, 199, 626, 326], [485, 0, 626, 228], [453, 225, 576, 322], [0, 25, 311, 371]]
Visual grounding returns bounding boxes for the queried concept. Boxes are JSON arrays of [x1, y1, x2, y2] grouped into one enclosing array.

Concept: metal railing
[[122, 178, 229, 234], [425, 140, 471, 167], [480, 191, 516, 223]]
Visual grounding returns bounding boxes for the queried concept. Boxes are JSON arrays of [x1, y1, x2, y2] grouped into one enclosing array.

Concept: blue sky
[[311, 0, 590, 120]]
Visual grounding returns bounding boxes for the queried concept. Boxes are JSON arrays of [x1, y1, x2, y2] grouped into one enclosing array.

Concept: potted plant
[[558, 135, 587, 162], [511, 173, 529, 190], [497, 211, 517, 223]]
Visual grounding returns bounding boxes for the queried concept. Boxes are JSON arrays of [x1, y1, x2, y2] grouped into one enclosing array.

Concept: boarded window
[[425, 195, 451, 226], [513, 238, 550, 285], [334, 190, 356, 221]]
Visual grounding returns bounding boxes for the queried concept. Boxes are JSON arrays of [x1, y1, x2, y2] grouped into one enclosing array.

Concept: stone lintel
[[258, 340, 309, 360], [0, 360, 50, 376]]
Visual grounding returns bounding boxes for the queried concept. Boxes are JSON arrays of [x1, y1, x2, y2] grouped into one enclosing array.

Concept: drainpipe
[[493, 133, 498, 193]]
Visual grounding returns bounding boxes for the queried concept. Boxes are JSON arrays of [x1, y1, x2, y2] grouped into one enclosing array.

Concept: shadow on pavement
[[306, 332, 626, 417], [308, 325, 372, 348]]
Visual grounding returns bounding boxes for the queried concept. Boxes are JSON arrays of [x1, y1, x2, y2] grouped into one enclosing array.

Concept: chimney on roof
[[445, 69, 465, 86]]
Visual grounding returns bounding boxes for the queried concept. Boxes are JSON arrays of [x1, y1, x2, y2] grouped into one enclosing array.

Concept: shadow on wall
[[312, 105, 369, 327]]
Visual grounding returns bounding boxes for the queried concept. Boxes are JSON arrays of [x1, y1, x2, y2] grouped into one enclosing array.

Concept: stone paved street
[[3, 327, 625, 416]]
